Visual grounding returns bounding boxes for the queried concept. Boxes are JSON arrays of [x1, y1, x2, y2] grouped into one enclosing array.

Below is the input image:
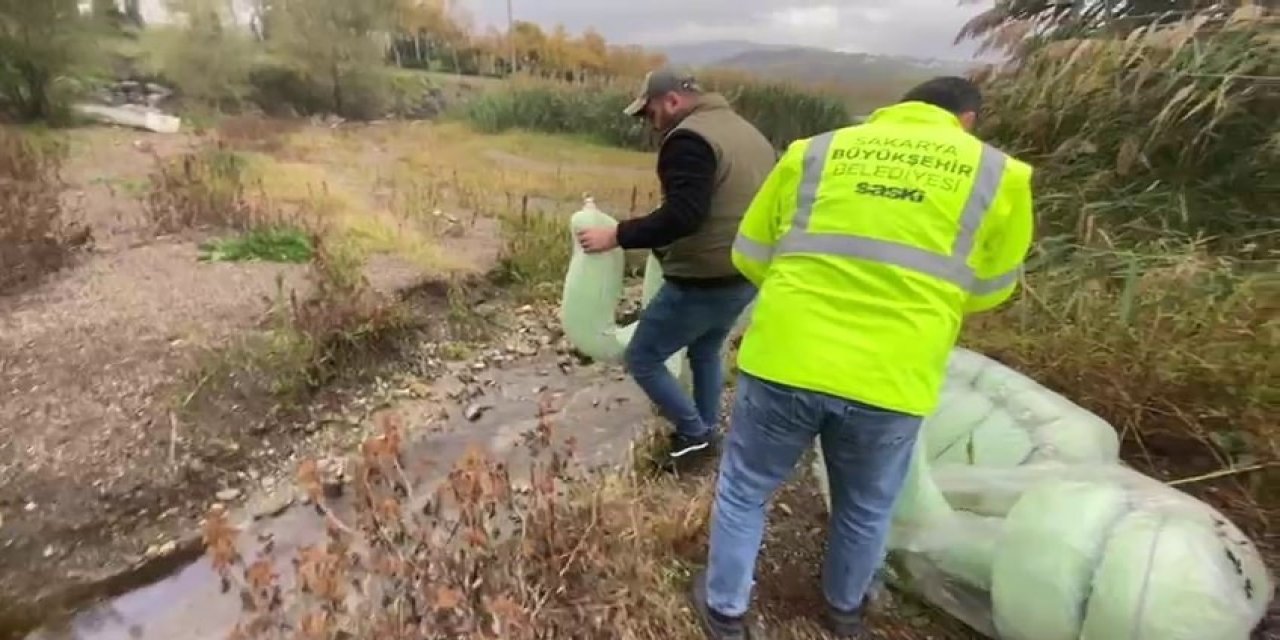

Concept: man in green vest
[[688, 77, 1035, 639], [576, 68, 777, 466]]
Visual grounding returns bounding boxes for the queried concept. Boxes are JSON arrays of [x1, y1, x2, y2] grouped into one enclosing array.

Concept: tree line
[[0, 0, 670, 123]]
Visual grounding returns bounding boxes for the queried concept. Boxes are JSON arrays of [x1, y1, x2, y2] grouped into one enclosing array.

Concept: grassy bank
[[462, 76, 853, 151]]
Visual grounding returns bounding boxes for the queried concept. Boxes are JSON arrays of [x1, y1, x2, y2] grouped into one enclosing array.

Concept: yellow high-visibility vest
[[731, 101, 1035, 417]]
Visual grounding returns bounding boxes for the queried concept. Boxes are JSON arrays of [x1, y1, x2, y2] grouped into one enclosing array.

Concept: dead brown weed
[[208, 402, 711, 640], [0, 126, 91, 293]]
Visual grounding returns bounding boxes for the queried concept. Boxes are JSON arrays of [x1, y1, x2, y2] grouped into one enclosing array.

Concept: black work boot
[[689, 570, 755, 640], [822, 606, 864, 638], [823, 576, 883, 638]]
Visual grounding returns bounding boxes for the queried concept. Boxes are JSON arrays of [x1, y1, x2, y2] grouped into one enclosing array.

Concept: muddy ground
[[0, 124, 510, 632]]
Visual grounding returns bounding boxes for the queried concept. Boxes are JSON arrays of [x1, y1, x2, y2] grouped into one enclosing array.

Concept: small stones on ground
[[215, 488, 242, 502], [144, 540, 179, 558], [24, 502, 36, 512], [250, 492, 295, 520]]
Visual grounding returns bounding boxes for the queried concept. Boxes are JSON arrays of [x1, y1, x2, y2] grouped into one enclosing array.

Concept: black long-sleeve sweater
[[615, 130, 746, 288]]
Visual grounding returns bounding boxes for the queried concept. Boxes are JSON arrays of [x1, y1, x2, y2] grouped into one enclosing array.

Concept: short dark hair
[[901, 76, 982, 115]]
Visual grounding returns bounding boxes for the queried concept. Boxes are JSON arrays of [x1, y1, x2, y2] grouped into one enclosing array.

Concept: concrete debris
[[94, 80, 174, 109], [74, 104, 182, 134]]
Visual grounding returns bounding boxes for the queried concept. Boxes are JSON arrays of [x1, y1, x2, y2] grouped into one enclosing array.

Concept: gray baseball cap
[[622, 68, 703, 117]]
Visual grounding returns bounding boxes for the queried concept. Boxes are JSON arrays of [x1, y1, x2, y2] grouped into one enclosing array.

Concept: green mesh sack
[[560, 198, 685, 379], [810, 349, 1273, 640]]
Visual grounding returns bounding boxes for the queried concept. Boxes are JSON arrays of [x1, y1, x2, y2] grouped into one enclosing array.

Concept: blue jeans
[[705, 371, 923, 617], [624, 280, 756, 439]]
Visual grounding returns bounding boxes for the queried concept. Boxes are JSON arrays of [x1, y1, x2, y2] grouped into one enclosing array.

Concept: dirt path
[[0, 124, 505, 634]]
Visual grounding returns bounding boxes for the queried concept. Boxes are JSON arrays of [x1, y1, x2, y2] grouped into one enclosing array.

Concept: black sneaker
[[689, 570, 755, 640], [668, 431, 718, 461]]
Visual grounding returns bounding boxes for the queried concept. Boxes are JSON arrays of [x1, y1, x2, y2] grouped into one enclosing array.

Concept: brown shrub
[[143, 141, 267, 234], [208, 404, 711, 639], [0, 127, 90, 294], [280, 235, 407, 389]]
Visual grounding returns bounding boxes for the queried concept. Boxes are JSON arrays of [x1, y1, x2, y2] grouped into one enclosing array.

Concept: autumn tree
[[393, 0, 472, 72], [148, 0, 256, 108], [0, 0, 95, 121], [510, 20, 546, 73], [263, 0, 402, 117], [575, 29, 608, 80]]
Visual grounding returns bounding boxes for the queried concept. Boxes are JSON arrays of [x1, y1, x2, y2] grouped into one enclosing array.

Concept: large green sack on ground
[[988, 471, 1272, 640], [923, 348, 1121, 471], [811, 350, 1273, 640]]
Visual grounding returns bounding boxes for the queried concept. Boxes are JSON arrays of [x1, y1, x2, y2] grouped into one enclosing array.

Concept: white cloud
[[768, 5, 842, 31]]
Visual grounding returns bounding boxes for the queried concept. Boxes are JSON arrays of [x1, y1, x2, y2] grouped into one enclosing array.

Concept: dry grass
[[142, 140, 296, 235], [973, 9, 1279, 251], [967, 239, 1275, 459], [167, 115, 654, 409], [0, 126, 90, 293], [208, 406, 710, 640]]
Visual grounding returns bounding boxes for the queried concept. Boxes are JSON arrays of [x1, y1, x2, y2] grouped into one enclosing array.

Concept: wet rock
[[145, 540, 178, 558], [464, 404, 492, 422], [250, 492, 295, 520]]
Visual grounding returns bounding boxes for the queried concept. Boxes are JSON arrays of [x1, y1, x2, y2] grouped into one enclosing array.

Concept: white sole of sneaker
[[669, 441, 711, 458]]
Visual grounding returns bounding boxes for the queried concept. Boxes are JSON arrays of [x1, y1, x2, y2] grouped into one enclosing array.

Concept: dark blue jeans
[[705, 371, 923, 617], [624, 280, 757, 439]]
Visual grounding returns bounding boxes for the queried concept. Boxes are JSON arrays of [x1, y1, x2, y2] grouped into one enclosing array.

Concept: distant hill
[[659, 40, 980, 88], [657, 40, 796, 68]]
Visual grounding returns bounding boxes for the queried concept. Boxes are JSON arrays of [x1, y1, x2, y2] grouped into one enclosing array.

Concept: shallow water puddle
[[28, 358, 652, 640]]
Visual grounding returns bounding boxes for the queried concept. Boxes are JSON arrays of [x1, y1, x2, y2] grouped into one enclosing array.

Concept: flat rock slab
[[28, 357, 653, 640]]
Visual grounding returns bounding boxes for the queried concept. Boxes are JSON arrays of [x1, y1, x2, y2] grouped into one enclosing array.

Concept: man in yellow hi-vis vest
[[688, 77, 1035, 639]]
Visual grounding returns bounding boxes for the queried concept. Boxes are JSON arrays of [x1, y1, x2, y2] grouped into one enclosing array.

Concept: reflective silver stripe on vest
[[751, 130, 1019, 294], [733, 234, 773, 262]]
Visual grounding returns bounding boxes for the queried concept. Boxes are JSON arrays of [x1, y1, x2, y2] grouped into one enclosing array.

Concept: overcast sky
[[458, 0, 990, 60]]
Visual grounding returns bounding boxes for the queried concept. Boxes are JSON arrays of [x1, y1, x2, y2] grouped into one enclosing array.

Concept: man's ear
[[958, 111, 978, 131]]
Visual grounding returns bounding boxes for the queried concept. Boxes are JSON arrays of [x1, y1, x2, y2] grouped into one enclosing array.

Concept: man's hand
[[576, 226, 619, 254]]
